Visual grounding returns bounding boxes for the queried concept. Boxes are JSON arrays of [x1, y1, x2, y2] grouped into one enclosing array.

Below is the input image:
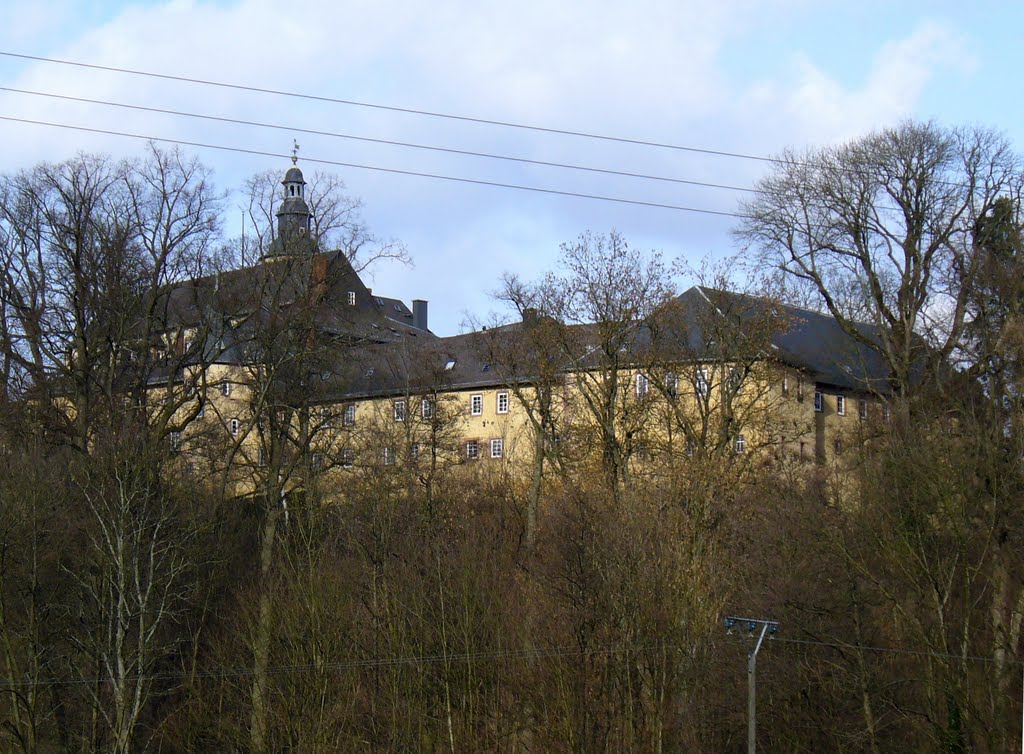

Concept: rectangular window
[[470, 394, 483, 416], [696, 368, 710, 399], [230, 418, 239, 436], [169, 431, 181, 451], [635, 373, 649, 398], [347, 291, 356, 306], [393, 400, 406, 422], [728, 367, 743, 393], [836, 395, 846, 416], [834, 439, 843, 456], [383, 447, 394, 466], [490, 438, 503, 459], [311, 453, 324, 472], [343, 404, 356, 426], [466, 440, 479, 460], [882, 403, 891, 422], [321, 407, 334, 428], [665, 372, 678, 397], [340, 448, 355, 469], [814, 391, 823, 412], [421, 397, 434, 419], [734, 434, 746, 454], [410, 443, 420, 463], [496, 392, 509, 414], [782, 375, 789, 398], [859, 399, 868, 421], [220, 380, 231, 397], [685, 437, 695, 457]]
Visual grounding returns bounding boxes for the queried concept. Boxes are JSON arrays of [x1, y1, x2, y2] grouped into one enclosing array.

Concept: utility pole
[[725, 616, 779, 754]]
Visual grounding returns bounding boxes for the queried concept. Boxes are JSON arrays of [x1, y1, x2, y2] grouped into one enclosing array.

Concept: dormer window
[[347, 291, 356, 306]]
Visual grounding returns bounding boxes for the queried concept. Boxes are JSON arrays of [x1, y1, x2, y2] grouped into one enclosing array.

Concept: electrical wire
[[0, 87, 756, 195], [0, 50, 783, 165], [0, 634, 1016, 690], [0, 51, 999, 197], [0, 641, 671, 690], [0, 116, 747, 218], [769, 636, 1019, 666]]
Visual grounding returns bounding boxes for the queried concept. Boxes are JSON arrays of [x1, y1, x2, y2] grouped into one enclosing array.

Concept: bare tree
[[498, 231, 674, 501], [737, 121, 1023, 398]]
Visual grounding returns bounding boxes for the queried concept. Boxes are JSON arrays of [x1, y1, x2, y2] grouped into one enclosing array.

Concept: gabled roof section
[[689, 286, 892, 392]]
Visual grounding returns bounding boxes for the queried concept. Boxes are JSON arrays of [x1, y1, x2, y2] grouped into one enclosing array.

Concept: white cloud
[[738, 19, 973, 146], [0, 3, 1000, 333]]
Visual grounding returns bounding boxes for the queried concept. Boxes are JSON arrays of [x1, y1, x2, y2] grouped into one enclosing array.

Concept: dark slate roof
[[690, 287, 893, 392], [322, 284, 899, 402], [371, 295, 422, 331]]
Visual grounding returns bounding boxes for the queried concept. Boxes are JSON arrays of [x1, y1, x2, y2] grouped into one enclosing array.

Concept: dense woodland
[[0, 123, 1022, 752]]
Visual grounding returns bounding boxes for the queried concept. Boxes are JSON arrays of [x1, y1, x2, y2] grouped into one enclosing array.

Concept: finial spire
[[291, 139, 300, 165]]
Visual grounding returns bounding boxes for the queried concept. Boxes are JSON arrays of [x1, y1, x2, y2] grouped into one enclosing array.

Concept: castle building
[[154, 162, 893, 490]]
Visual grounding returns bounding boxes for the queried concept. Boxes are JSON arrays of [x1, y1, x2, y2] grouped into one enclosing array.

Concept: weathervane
[[291, 139, 300, 165]]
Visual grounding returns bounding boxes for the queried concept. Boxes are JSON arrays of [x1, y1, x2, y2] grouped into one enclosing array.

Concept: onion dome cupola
[[276, 164, 311, 241], [264, 147, 317, 260]]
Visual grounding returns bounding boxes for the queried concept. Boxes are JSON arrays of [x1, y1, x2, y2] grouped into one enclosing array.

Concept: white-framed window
[[466, 440, 479, 460], [347, 291, 356, 306], [383, 447, 395, 465], [410, 443, 420, 463], [728, 367, 744, 393], [490, 438, 503, 459], [169, 431, 181, 451], [343, 404, 356, 426], [311, 453, 324, 472], [470, 394, 483, 416], [220, 380, 232, 397], [230, 418, 239, 436], [782, 375, 789, 398], [496, 392, 509, 414], [814, 391, 823, 412], [340, 448, 355, 469], [421, 397, 434, 419], [836, 395, 846, 416], [665, 372, 678, 397], [635, 373, 649, 398], [696, 368, 710, 399], [393, 400, 406, 422], [859, 399, 868, 421], [734, 434, 746, 454]]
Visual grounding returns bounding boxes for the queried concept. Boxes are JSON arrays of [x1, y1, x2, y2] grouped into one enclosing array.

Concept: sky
[[1, 0, 1021, 335]]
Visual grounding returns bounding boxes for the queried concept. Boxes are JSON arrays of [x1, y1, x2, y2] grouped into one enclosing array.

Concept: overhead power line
[[0, 50, 782, 165], [0, 634, 1015, 691], [0, 86, 756, 194], [0, 116, 745, 218], [771, 636, 1019, 666]]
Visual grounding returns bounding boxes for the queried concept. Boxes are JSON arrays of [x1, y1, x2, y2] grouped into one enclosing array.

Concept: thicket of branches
[[0, 129, 1020, 752]]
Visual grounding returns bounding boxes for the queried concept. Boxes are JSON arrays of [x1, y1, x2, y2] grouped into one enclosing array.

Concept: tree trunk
[[249, 503, 282, 754]]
